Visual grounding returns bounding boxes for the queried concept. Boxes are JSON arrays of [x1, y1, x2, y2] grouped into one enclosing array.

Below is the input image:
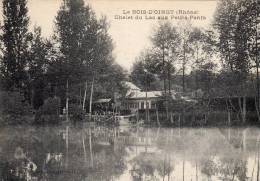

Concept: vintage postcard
[[0, 0, 259, 180]]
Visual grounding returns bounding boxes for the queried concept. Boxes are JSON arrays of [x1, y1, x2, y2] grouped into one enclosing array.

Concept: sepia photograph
[[0, 0, 259, 180]]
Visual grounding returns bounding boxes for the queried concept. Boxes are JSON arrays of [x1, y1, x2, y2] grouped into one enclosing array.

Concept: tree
[[242, 0, 260, 111], [177, 21, 194, 93], [214, 0, 237, 70], [130, 50, 158, 90], [0, 0, 31, 92], [89, 17, 127, 100], [35, 97, 61, 124], [53, 0, 98, 114], [188, 28, 217, 95], [150, 22, 180, 118], [54, 0, 92, 79], [27, 26, 52, 109], [0, 91, 33, 124], [53, 0, 126, 115], [214, 0, 260, 122], [151, 22, 180, 94], [214, 0, 260, 79]]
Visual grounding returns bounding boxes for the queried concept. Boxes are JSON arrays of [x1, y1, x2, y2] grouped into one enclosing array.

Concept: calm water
[[0, 124, 260, 181]]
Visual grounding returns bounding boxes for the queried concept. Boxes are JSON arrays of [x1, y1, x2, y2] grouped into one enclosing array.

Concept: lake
[[0, 124, 259, 181]]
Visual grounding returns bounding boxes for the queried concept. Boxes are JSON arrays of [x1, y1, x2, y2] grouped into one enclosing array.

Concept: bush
[[35, 97, 61, 124], [69, 104, 85, 122], [0, 91, 33, 124]]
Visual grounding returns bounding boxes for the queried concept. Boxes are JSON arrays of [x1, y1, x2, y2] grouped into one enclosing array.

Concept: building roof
[[124, 82, 180, 100], [126, 91, 162, 99]]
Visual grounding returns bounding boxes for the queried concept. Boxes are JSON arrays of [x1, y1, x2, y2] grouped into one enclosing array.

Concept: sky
[[1, 0, 218, 71]]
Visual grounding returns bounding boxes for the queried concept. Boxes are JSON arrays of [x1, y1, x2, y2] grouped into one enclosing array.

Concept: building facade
[[122, 82, 163, 111]]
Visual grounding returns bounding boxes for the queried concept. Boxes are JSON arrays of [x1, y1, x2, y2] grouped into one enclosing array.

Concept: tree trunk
[[204, 113, 207, 125], [79, 84, 82, 106], [255, 96, 260, 122], [226, 98, 231, 125], [195, 45, 199, 96], [255, 9, 259, 117], [168, 61, 171, 96], [178, 114, 181, 128], [82, 80, 88, 111], [66, 79, 69, 122], [182, 40, 186, 93], [168, 61, 171, 120], [228, 111, 231, 126], [242, 96, 246, 123], [170, 112, 174, 125], [148, 109, 150, 123], [162, 42, 169, 119], [89, 77, 94, 119], [238, 97, 247, 124]]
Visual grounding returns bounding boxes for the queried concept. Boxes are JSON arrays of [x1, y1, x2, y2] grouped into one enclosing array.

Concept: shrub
[[35, 97, 61, 124], [0, 91, 33, 124], [69, 104, 85, 122]]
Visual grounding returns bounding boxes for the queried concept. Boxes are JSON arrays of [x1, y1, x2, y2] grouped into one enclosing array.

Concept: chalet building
[[122, 82, 171, 111], [123, 90, 163, 110], [92, 82, 191, 112]]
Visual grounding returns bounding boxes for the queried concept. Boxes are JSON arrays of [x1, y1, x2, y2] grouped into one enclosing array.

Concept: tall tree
[[53, 0, 98, 110], [151, 22, 180, 94], [151, 22, 180, 118], [27, 26, 52, 109], [189, 28, 216, 95], [54, 0, 92, 82], [214, 0, 239, 71], [130, 50, 158, 90], [0, 0, 31, 92], [243, 0, 260, 109], [214, 0, 260, 122], [53, 0, 126, 112], [177, 21, 193, 93]]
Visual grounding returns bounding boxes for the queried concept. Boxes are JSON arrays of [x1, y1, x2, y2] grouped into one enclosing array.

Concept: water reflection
[[0, 125, 259, 181]]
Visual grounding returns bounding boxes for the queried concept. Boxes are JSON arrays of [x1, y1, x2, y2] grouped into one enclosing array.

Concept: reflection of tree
[[217, 157, 247, 181], [152, 128, 253, 181], [0, 127, 64, 181], [200, 157, 217, 180], [0, 126, 129, 181], [157, 155, 174, 181], [131, 153, 157, 179], [92, 144, 128, 180], [55, 127, 129, 181], [130, 152, 173, 181], [0, 127, 259, 181]]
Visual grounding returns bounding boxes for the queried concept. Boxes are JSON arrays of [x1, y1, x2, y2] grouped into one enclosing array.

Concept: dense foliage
[[0, 91, 33, 124], [130, 0, 259, 124], [35, 97, 61, 124], [0, 0, 126, 124]]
